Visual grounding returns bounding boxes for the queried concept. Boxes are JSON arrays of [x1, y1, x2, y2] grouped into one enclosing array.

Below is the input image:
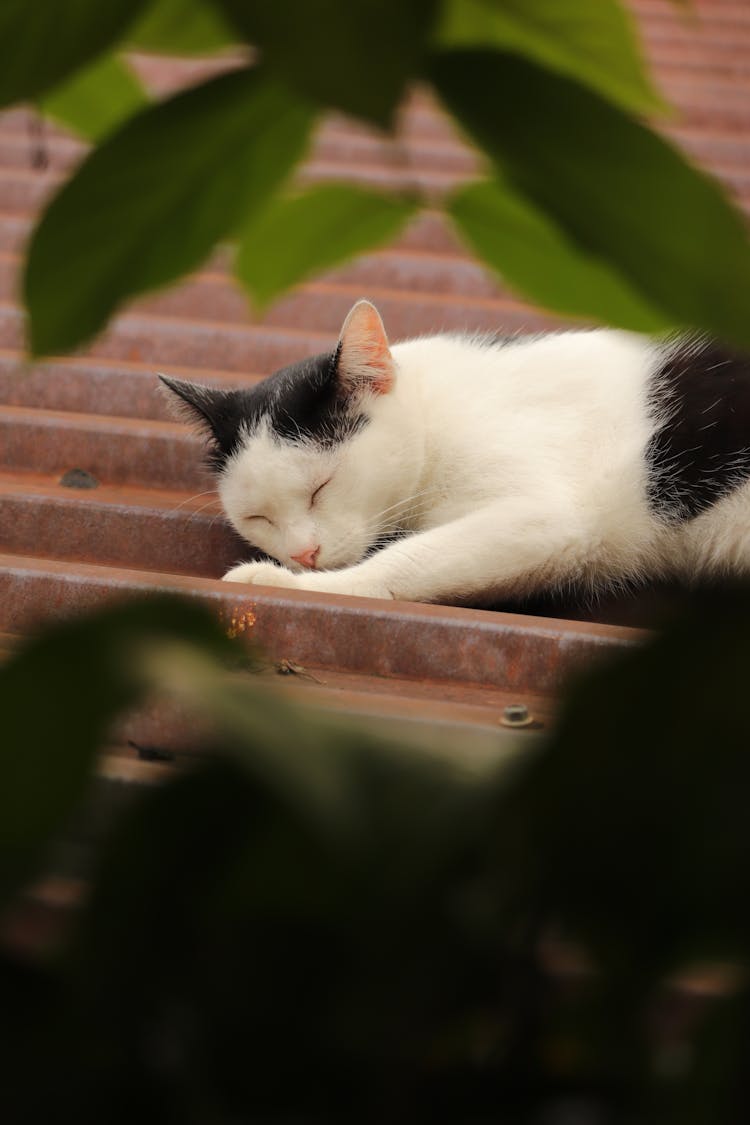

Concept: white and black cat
[[160, 299, 750, 606]]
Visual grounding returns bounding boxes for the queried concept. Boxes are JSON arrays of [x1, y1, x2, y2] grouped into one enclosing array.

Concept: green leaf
[[141, 641, 359, 828], [216, 0, 440, 127], [450, 178, 670, 332], [60, 742, 494, 1120], [236, 185, 418, 308], [24, 68, 315, 357], [0, 596, 234, 909], [503, 584, 750, 973], [435, 0, 663, 115], [431, 50, 750, 347], [0, 0, 150, 108], [38, 53, 148, 142], [128, 0, 237, 54]]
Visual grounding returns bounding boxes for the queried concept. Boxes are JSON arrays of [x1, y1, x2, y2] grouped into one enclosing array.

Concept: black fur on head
[[159, 350, 368, 473]]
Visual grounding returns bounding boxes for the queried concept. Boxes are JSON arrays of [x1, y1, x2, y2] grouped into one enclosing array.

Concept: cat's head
[[160, 300, 413, 572]]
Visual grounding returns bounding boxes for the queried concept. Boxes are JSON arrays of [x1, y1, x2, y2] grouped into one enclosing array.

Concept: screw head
[[501, 703, 534, 728]]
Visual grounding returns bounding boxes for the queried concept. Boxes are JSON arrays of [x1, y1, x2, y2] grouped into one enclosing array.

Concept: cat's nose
[[290, 545, 320, 569]]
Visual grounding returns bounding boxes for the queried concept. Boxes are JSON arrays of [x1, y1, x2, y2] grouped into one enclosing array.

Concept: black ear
[[159, 374, 243, 470], [159, 374, 227, 429]]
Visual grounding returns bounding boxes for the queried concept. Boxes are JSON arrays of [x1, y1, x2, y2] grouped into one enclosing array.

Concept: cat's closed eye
[[245, 514, 274, 526], [311, 478, 332, 507]]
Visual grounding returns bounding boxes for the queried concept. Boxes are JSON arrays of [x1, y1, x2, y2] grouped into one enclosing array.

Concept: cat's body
[[161, 300, 750, 607]]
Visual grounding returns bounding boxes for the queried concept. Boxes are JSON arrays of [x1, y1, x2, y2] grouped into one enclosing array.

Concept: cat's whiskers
[[366, 491, 447, 535], [206, 510, 230, 531], [171, 488, 219, 514], [184, 497, 225, 524], [339, 489, 445, 551], [323, 503, 428, 559], [339, 486, 445, 539], [322, 488, 445, 564]]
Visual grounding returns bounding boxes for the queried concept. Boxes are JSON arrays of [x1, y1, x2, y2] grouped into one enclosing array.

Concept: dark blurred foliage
[[3, 589, 750, 1123]]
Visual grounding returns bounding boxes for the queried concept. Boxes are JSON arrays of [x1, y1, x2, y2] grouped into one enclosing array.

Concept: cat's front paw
[[222, 561, 300, 589]]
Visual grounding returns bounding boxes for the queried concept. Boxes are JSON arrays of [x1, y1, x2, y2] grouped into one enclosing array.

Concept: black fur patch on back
[[647, 338, 750, 520], [160, 349, 367, 473]]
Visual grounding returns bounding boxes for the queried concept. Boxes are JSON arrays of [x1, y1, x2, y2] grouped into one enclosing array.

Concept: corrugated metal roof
[[0, 0, 747, 745]]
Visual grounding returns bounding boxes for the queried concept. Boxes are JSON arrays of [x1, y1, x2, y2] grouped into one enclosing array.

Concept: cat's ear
[[335, 300, 394, 397], [159, 374, 241, 467], [159, 374, 228, 432]]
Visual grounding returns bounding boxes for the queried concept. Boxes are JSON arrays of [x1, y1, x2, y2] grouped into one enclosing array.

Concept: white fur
[[220, 328, 750, 604]]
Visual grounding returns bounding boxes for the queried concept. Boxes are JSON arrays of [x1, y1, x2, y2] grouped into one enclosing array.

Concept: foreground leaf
[[141, 640, 359, 827], [236, 185, 418, 307], [25, 68, 315, 356], [38, 54, 148, 142], [128, 0, 237, 54], [0, 597, 234, 909], [450, 178, 670, 332], [436, 0, 663, 115], [49, 736, 502, 1121], [0, 0, 149, 107], [217, 0, 439, 127], [504, 584, 750, 974], [431, 50, 750, 346]]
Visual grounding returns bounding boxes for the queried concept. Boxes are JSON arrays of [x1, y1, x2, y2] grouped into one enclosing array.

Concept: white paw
[[223, 561, 396, 601], [222, 561, 300, 589]]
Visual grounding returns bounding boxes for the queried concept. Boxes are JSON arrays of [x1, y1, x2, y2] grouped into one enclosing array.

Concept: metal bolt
[[501, 703, 534, 728]]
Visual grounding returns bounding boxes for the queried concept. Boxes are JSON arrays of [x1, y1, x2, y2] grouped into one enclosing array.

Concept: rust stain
[[225, 603, 258, 639]]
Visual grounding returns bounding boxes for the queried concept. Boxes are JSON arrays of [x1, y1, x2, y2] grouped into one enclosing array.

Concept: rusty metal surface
[[0, 473, 246, 576], [0, 0, 747, 726], [0, 553, 636, 691], [0, 404, 207, 488]]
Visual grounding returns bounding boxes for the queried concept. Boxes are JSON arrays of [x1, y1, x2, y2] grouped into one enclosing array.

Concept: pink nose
[[290, 545, 320, 569]]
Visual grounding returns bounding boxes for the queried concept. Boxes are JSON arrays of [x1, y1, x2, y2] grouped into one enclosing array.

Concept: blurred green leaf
[[38, 53, 148, 142], [216, 0, 439, 126], [0, 0, 150, 108], [0, 596, 234, 910], [143, 634, 500, 837], [141, 640, 359, 828], [431, 50, 750, 347], [128, 0, 237, 54], [450, 178, 670, 332], [665, 986, 747, 1125], [24, 68, 315, 357], [53, 697, 506, 1122], [502, 584, 750, 976], [236, 185, 418, 308], [10, 584, 750, 1118], [436, 0, 664, 115]]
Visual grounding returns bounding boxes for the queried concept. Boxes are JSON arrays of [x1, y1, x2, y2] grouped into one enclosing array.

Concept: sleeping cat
[[160, 299, 750, 606]]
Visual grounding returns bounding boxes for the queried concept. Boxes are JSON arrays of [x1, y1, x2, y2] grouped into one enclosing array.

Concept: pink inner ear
[[363, 337, 393, 394], [340, 301, 394, 395]]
